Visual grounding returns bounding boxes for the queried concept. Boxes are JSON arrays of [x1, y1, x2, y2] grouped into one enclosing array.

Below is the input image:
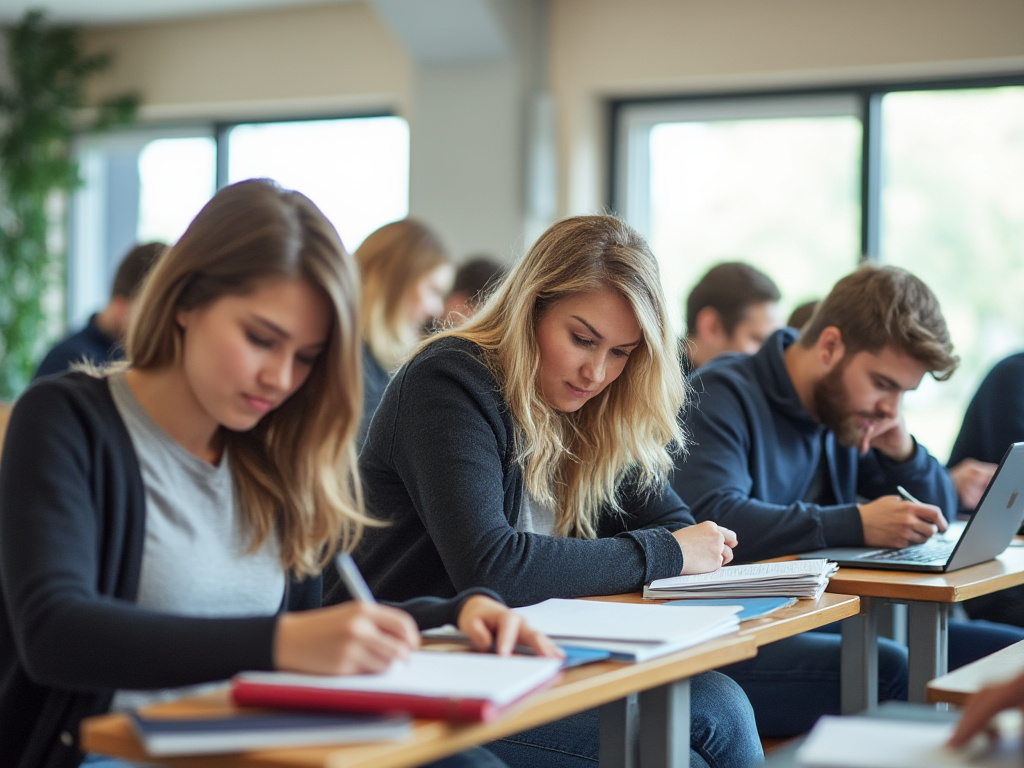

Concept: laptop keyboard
[[863, 541, 957, 563]]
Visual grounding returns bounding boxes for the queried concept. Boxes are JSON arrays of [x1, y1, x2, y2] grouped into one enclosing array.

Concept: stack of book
[[643, 559, 839, 601]]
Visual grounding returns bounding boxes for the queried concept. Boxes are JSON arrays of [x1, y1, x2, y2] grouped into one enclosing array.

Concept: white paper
[[236, 651, 561, 706], [796, 715, 1022, 768], [512, 598, 740, 643]]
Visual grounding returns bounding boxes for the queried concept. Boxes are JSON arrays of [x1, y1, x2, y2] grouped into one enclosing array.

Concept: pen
[[334, 551, 376, 603], [896, 485, 922, 505]]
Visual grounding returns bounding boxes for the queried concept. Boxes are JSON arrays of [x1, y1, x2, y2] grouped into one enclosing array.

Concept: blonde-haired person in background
[[351, 215, 762, 768], [0, 179, 555, 768], [356, 217, 454, 445]]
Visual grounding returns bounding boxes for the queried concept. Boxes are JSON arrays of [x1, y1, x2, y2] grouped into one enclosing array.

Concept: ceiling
[[0, 0, 343, 26]]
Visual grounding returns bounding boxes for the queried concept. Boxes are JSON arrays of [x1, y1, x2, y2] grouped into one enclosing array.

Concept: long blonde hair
[[356, 218, 449, 371], [127, 179, 374, 577], [423, 215, 686, 538]]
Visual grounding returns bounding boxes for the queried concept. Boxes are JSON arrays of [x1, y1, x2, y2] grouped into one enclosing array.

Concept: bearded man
[[673, 263, 1024, 737]]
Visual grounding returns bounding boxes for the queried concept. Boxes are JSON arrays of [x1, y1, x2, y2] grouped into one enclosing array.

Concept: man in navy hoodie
[[673, 264, 1024, 736]]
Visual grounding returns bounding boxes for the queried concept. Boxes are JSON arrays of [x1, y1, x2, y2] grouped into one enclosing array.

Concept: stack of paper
[[643, 559, 838, 600], [511, 598, 741, 663]]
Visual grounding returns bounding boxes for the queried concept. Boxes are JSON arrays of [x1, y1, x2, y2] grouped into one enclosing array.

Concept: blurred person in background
[[442, 256, 506, 327], [682, 261, 783, 374], [356, 219, 454, 446], [33, 242, 165, 381]]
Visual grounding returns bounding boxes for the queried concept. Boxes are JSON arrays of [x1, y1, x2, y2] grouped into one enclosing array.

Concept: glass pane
[[646, 116, 862, 339], [226, 116, 409, 252], [881, 87, 1024, 461], [137, 137, 217, 243]]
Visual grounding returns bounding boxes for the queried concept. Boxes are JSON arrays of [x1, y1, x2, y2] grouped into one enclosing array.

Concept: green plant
[[0, 10, 137, 398]]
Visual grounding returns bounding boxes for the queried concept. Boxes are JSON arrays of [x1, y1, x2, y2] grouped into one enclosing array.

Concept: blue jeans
[[948, 618, 1024, 669], [484, 670, 763, 768], [719, 628, 909, 738], [721, 618, 1024, 738]]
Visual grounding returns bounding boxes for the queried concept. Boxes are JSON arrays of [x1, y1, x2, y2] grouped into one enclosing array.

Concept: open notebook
[[511, 598, 741, 662], [232, 651, 562, 723]]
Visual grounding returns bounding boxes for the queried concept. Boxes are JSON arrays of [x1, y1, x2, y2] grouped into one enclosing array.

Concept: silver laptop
[[797, 442, 1024, 573]]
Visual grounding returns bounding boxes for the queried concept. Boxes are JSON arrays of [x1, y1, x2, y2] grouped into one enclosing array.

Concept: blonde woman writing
[[352, 215, 762, 768]]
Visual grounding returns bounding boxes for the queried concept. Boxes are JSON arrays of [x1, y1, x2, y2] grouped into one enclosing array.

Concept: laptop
[[797, 442, 1024, 573]]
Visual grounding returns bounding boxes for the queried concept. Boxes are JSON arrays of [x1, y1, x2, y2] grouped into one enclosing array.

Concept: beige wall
[[550, 0, 1024, 213], [82, 2, 412, 121], [80, 0, 1024, 230]]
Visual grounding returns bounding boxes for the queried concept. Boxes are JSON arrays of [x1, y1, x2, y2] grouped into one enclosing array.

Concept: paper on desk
[[512, 598, 740, 643], [510, 598, 741, 663], [644, 560, 837, 600], [796, 715, 1022, 768]]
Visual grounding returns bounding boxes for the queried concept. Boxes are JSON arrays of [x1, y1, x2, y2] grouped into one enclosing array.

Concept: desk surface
[[822, 544, 1024, 603], [927, 639, 1024, 706], [586, 591, 860, 647], [81, 593, 858, 768]]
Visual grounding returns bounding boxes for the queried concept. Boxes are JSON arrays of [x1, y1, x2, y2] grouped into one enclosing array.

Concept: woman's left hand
[[456, 595, 564, 659]]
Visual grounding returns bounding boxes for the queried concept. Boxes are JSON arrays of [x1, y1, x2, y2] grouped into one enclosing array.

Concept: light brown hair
[[356, 218, 449, 371], [128, 178, 372, 577], [800, 263, 959, 380]]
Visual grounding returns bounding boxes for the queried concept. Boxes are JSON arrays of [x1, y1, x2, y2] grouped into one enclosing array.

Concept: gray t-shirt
[[516, 487, 557, 536], [108, 372, 285, 711]]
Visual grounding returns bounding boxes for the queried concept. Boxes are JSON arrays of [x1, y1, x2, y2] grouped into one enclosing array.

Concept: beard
[[812, 360, 886, 448]]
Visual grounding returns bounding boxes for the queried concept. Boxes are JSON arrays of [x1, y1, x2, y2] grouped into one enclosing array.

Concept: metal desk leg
[[841, 595, 879, 714], [907, 601, 949, 704], [600, 693, 639, 768], [639, 679, 690, 768]]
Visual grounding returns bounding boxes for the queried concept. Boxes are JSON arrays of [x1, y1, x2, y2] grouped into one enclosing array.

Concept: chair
[[0, 401, 12, 462]]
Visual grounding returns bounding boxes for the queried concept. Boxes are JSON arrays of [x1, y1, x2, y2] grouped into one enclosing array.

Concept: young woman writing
[[353, 215, 763, 768], [0, 179, 554, 768]]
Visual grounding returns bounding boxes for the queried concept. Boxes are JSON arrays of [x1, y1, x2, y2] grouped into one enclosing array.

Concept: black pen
[[334, 551, 376, 603]]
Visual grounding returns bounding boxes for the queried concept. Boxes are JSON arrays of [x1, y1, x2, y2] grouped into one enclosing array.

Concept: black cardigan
[[0, 373, 470, 768], [356, 337, 692, 607]]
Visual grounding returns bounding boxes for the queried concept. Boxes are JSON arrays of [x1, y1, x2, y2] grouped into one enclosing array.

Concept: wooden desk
[[824, 545, 1024, 711], [927, 639, 1024, 706], [81, 594, 859, 768]]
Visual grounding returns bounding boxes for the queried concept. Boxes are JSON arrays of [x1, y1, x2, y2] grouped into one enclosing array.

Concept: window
[[69, 114, 409, 328], [224, 116, 409, 251], [880, 86, 1024, 455], [614, 80, 1024, 460], [616, 95, 860, 339]]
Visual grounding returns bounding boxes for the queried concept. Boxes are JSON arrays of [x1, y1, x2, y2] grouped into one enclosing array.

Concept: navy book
[[129, 709, 412, 756]]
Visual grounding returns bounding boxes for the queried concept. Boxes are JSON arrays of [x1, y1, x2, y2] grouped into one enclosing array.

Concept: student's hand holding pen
[[273, 551, 420, 675], [457, 595, 564, 660], [859, 485, 948, 549], [274, 601, 421, 676]]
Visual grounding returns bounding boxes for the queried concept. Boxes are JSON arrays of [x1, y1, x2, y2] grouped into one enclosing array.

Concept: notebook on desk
[[797, 442, 1024, 573]]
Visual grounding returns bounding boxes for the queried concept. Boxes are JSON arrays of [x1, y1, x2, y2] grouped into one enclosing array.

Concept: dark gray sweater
[[356, 336, 692, 607]]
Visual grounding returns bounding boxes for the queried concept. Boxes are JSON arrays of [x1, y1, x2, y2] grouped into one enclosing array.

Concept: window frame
[[609, 73, 1024, 262]]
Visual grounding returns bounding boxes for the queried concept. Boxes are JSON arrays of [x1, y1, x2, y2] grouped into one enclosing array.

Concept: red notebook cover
[[232, 680, 502, 722], [231, 653, 562, 724]]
